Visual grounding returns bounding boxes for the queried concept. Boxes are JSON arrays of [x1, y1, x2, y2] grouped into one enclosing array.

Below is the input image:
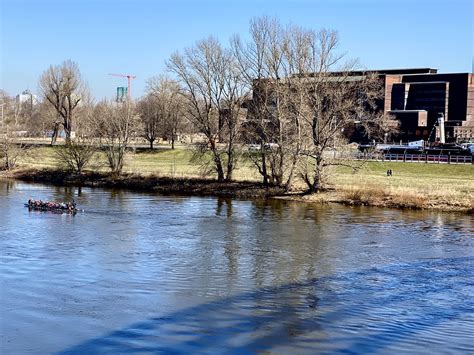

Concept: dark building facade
[[245, 68, 474, 144], [382, 69, 474, 142]]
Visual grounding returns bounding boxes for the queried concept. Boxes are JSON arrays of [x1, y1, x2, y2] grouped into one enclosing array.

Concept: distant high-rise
[[16, 90, 38, 105]]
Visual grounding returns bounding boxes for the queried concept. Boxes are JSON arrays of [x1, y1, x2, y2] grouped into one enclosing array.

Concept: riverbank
[[280, 187, 474, 214], [5, 168, 286, 199], [3, 167, 473, 213]]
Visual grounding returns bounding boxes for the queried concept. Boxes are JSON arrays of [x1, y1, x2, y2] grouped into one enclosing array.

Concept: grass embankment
[[315, 163, 473, 212], [6, 145, 474, 213]]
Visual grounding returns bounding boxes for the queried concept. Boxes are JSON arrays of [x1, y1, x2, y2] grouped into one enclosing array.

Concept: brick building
[[381, 68, 474, 142], [317, 68, 474, 142], [245, 68, 474, 144]]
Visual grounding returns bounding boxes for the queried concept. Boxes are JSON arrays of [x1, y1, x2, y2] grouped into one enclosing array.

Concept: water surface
[[1, 179, 473, 353]]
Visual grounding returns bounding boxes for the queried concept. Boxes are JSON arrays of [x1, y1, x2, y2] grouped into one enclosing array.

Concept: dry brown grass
[[336, 183, 472, 211]]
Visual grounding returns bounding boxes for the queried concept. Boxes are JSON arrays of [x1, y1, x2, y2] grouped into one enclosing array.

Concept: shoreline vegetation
[[2, 145, 473, 214]]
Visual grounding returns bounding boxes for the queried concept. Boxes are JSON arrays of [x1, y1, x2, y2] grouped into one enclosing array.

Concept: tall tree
[[0, 90, 17, 127], [146, 75, 184, 150], [286, 29, 387, 192], [234, 17, 392, 191], [168, 37, 245, 181], [137, 94, 162, 150], [92, 100, 139, 173], [232, 17, 302, 187], [39, 60, 85, 144]]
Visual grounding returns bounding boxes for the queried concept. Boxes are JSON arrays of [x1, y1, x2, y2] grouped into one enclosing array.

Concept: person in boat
[[27, 199, 76, 212], [68, 200, 77, 211]]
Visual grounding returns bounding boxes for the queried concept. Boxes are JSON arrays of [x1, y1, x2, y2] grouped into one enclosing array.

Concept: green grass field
[[21, 145, 259, 180], [331, 161, 473, 209]]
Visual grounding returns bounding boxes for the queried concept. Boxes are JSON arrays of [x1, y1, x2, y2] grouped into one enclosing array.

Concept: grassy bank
[[8, 168, 285, 199], [5, 145, 474, 213], [330, 162, 473, 212]]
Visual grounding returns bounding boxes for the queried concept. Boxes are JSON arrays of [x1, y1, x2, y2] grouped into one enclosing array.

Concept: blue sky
[[1, 0, 472, 100]]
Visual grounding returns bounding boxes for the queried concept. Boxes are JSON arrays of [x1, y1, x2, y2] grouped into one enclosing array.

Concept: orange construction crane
[[108, 73, 136, 101]]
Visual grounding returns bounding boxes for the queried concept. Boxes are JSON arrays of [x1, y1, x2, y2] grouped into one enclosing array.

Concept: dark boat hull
[[25, 203, 78, 214]]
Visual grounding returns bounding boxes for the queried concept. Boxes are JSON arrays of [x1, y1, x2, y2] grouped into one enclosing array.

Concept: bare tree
[[167, 37, 245, 181], [234, 18, 394, 191], [286, 29, 387, 192], [92, 100, 138, 173], [53, 94, 98, 174], [5, 90, 37, 129], [0, 135, 24, 170], [39, 60, 86, 145], [0, 90, 17, 128], [54, 138, 96, 174], [0, 92, 26, 169], [232, 17, 302, 187], [145, 75, 184, 150], [137, 94, 161, 149], [21, 100, 55, 138], [216, 51, 249, 180]]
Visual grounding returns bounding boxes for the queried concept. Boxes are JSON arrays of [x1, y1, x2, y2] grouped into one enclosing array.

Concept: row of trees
[[1, 64, 186, 149], [2, 17, 397, 191], [167, 17, 396, 190], [1, 64, 188, 173]]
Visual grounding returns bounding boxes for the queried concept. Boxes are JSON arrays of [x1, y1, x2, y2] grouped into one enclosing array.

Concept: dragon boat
[[25, 199, 78, 214]]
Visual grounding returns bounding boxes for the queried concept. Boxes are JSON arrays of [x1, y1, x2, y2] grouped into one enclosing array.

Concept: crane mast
[[108, 73, 136, 101]]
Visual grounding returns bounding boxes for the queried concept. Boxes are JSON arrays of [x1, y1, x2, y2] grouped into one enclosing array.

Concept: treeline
[[1, 17, 397, 191]]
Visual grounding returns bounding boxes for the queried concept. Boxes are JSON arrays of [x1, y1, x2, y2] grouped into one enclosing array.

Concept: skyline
[[1, 0, 473, 100]]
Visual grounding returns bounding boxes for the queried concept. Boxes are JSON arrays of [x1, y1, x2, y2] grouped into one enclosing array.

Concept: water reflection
[[216, 197, 233, 217], [58, 257, 474, 354], [0, 180, 473, 354]]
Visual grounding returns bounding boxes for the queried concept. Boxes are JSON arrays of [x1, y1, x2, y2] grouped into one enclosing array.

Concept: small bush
[[55, 139, 96, 174], [0, 137, 25, 170]]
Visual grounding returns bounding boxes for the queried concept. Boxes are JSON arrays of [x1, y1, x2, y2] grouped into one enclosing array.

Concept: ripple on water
[[1, 180, 473, 353]]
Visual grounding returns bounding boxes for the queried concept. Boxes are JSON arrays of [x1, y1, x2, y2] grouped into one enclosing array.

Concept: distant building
[[384, 69, 474, 142], [16, 90, 38, 105], [246, 68, 474, 143]]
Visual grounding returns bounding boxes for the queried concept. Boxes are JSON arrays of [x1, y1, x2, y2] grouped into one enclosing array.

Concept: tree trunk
[[261, 152, 269, 185], [226, 155, 233, 181], [209, 139, 225, 182], [225, 135, 235, 181], [64, 115, 72, 146], [225, 169, 232, 181], [216, 161, 225, 181], [50, 122, 59, 146], [310, 155, 323, 193], [150, 139, 154, 150]]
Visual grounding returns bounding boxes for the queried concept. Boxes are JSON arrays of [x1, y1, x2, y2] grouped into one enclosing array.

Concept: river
[[0, 179, 473, 353]]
